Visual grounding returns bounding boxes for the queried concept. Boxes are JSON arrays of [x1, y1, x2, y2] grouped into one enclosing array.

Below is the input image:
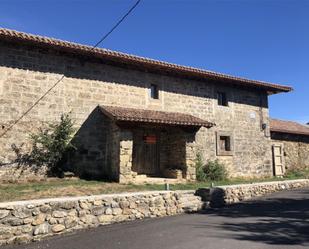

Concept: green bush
[[195, 152, 227, 182], [203, 159, 227, 181], [29, 113, 76, 176], [195, 152, 207, 181], [285, 167, 309, 179]]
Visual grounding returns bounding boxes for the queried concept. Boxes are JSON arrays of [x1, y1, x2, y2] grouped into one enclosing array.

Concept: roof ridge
[[270, 118, 309, 136], [271, 118, 309, 127]]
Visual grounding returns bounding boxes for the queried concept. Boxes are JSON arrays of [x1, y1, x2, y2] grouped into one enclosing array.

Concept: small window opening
[[150, 84, 159, 99], [217, 92, 228, 106], [219, 136, 231, 151]]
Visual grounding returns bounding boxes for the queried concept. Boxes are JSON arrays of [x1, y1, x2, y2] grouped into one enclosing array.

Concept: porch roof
[[99, 105, 214, 128]]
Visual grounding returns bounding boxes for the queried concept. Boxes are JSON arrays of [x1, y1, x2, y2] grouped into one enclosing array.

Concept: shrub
[[29, 113, 76, 176], [285, 167, 309, 179], [195, 152, 207, 181], [203, 159, 227, 181]]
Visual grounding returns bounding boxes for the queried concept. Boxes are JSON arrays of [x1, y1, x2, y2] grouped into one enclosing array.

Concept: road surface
[[3, 188, 309, 249]]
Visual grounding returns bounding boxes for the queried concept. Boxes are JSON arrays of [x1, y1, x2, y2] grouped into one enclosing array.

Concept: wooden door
[[272, 144, 285, 176], [132, 131, 160, 176]]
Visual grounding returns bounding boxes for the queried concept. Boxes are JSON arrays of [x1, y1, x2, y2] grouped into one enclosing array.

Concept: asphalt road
[[3, 188, 309, 249]]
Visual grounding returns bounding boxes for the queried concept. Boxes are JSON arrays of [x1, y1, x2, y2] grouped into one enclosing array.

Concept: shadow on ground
[[198, 189, 309, 246]]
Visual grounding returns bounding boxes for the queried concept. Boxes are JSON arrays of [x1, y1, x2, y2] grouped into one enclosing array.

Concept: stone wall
[[0, 190, 203, 245], [271, 132, 309, 171], [68, 108, 117, 180], [116, 127, 197, 183], [0, 179, 308, 245], [159, 128, 196, 180], [161, 129, 186, 172], [118, 130, 134, 183], [0, 40, 272, 181], [208, 179, 309, 207]]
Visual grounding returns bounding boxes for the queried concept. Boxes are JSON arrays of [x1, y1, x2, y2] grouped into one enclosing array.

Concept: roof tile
[[99, 105, 214, 128], [0, 28, 293, 93], [270, 119, 309, 136]]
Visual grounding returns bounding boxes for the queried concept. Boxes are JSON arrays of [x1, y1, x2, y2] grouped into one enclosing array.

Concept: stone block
[[59, 201, 77, 210], [4, 217, 23, 226], [51, 224, 65, 233], [12, 208, 32, 219], [97, 215, 113, 224], [52, 211, 67, 218], [80, 215, 97, 225], [79, 201, 91, 210], [105, 208, 113, 215], [32, 213, 46, 226], [33, 224, 49, 236], [91, 207, 105, 216], [40, 205, 52, 213], [0, 210, 10, 219], [14, 235, 32, 244], [64, 217, 78, 229], [112, 208, 122, 216]]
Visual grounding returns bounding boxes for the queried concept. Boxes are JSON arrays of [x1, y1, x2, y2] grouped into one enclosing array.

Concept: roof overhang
[[270, 128, 309, 137], [99, 105, 215, 128], [0, 28, 293, 94]]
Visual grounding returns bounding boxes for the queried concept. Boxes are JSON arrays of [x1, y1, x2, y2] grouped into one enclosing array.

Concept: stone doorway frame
[[117, 124, 198, 184]]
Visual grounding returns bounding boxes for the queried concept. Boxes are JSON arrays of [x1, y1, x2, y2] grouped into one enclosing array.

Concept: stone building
[[270, 119, 309, 176], [0, 28, 293, 183]]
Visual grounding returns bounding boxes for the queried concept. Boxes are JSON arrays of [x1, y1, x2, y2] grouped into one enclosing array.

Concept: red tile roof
[[0, 28, 293, 94], [99, 105, 214, 128], [270, 119, 309, 136]]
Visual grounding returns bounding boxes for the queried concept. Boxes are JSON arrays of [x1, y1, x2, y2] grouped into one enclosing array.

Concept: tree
[[29, 113, 76, 176]]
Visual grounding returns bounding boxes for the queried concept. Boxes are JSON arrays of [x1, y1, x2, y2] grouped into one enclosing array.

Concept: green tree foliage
[[30, 113, 76, 176]]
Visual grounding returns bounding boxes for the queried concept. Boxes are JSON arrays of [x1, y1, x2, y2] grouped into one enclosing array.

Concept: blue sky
[[1, 0, 308, 123]]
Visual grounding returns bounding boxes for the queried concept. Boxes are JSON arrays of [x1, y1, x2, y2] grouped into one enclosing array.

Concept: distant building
[[270, 119, 309, 176]]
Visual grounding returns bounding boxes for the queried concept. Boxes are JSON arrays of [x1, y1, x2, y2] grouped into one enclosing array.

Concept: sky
[[0, 0, 308, 124]]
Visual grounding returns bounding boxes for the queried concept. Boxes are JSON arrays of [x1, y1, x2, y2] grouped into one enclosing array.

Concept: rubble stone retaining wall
[[1, 179, 308, 245], [209, 179, 309, 207], [0, 190, 202, 245]]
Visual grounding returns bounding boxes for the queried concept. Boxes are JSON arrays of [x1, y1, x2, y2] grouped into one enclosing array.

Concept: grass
[[0, 173, 307, 203]]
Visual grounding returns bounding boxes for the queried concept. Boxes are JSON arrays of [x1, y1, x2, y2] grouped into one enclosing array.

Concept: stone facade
[[271, 132, 309, 171], [0, 190, 203, 245], [0, 39, 273, 182]]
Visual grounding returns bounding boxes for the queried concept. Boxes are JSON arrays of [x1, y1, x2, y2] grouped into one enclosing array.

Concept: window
[[219, 136, 231, 151], [216, 132, 233, 156], [217, 91, 228, 106], [150, 84, 159, 99]]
